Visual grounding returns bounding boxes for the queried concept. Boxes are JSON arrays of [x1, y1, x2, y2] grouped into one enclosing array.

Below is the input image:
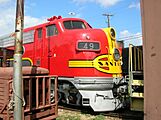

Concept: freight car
[[122, 44, 144, 111], [0, 16, 127, 112], [0, 67, 58, 120]]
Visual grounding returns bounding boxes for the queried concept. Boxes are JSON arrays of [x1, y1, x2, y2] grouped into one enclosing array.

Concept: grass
[[56, 109, 118, 120], [56, 114, 105, 120], [92, 115, 105, 120], [56, 114, 80, 120]]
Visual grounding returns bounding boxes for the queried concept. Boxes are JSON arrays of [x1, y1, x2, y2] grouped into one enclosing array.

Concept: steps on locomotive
[[129, 71, 144, 97], [128, 71, 144, 111]]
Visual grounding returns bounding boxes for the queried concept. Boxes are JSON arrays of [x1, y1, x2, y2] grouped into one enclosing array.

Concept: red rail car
[[0, 16, 127, 112], [0, 67, 58, 120]]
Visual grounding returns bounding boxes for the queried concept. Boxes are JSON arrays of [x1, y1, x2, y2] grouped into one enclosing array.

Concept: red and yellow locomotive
[[0, 16, 127, 112]]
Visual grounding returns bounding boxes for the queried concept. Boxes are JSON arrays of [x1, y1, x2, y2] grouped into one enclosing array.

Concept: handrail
[[128, 44, 143, 72]]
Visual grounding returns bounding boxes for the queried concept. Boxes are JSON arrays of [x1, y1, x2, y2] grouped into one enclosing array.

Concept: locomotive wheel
[[58, 92, 69, 104]]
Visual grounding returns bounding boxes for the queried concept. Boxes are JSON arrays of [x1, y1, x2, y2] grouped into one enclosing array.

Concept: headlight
[[110, 28, 116, 39], [113, 48, 120, 61]]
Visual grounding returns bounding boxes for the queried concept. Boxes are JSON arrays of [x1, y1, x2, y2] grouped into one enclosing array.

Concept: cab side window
[[38, 28, 42, 38], [6, 59, 32, 67], [46, 24, 58, 37]]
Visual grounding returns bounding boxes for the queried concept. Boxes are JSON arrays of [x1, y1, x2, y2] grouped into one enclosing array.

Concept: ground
[[56, 109, 122, 120]]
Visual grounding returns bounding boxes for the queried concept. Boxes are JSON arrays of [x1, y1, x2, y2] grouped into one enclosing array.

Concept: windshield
[[63, 20, 87, 29]]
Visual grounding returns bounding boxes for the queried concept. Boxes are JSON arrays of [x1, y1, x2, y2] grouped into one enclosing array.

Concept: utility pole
[[2, 48, 7, 67], [13, 0, 24, 120], [102, 13, 113, 27]]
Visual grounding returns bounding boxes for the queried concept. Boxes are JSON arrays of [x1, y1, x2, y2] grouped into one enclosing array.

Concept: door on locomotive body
[[45, 24, 59, 74], [34, 28, 44, 67]]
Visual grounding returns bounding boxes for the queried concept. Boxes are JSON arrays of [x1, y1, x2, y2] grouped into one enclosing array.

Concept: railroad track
[[103, 110, 144, 120], [58, 104, 144, 120]]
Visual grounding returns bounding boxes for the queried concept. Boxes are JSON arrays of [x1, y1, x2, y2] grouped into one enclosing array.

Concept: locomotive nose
[[82, 33, 91, 40], [74, 29, 107, 52], [78, 29, 106, 40]]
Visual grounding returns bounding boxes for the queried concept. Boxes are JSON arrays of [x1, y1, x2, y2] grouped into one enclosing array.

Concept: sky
[[0, 0, 142, 47]]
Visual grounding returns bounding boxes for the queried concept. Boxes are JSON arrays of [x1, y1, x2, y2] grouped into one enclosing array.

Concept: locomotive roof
[[24, 17, 87, 32], [0, 17, 89, 47]]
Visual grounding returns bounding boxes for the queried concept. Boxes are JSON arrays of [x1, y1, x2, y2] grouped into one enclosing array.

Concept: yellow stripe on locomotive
[[69, 55, 122, 74]]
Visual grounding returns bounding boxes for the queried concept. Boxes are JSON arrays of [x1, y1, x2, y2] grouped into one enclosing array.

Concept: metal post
[[2, 48, 7, 67], [13, 0, 24, 120]]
